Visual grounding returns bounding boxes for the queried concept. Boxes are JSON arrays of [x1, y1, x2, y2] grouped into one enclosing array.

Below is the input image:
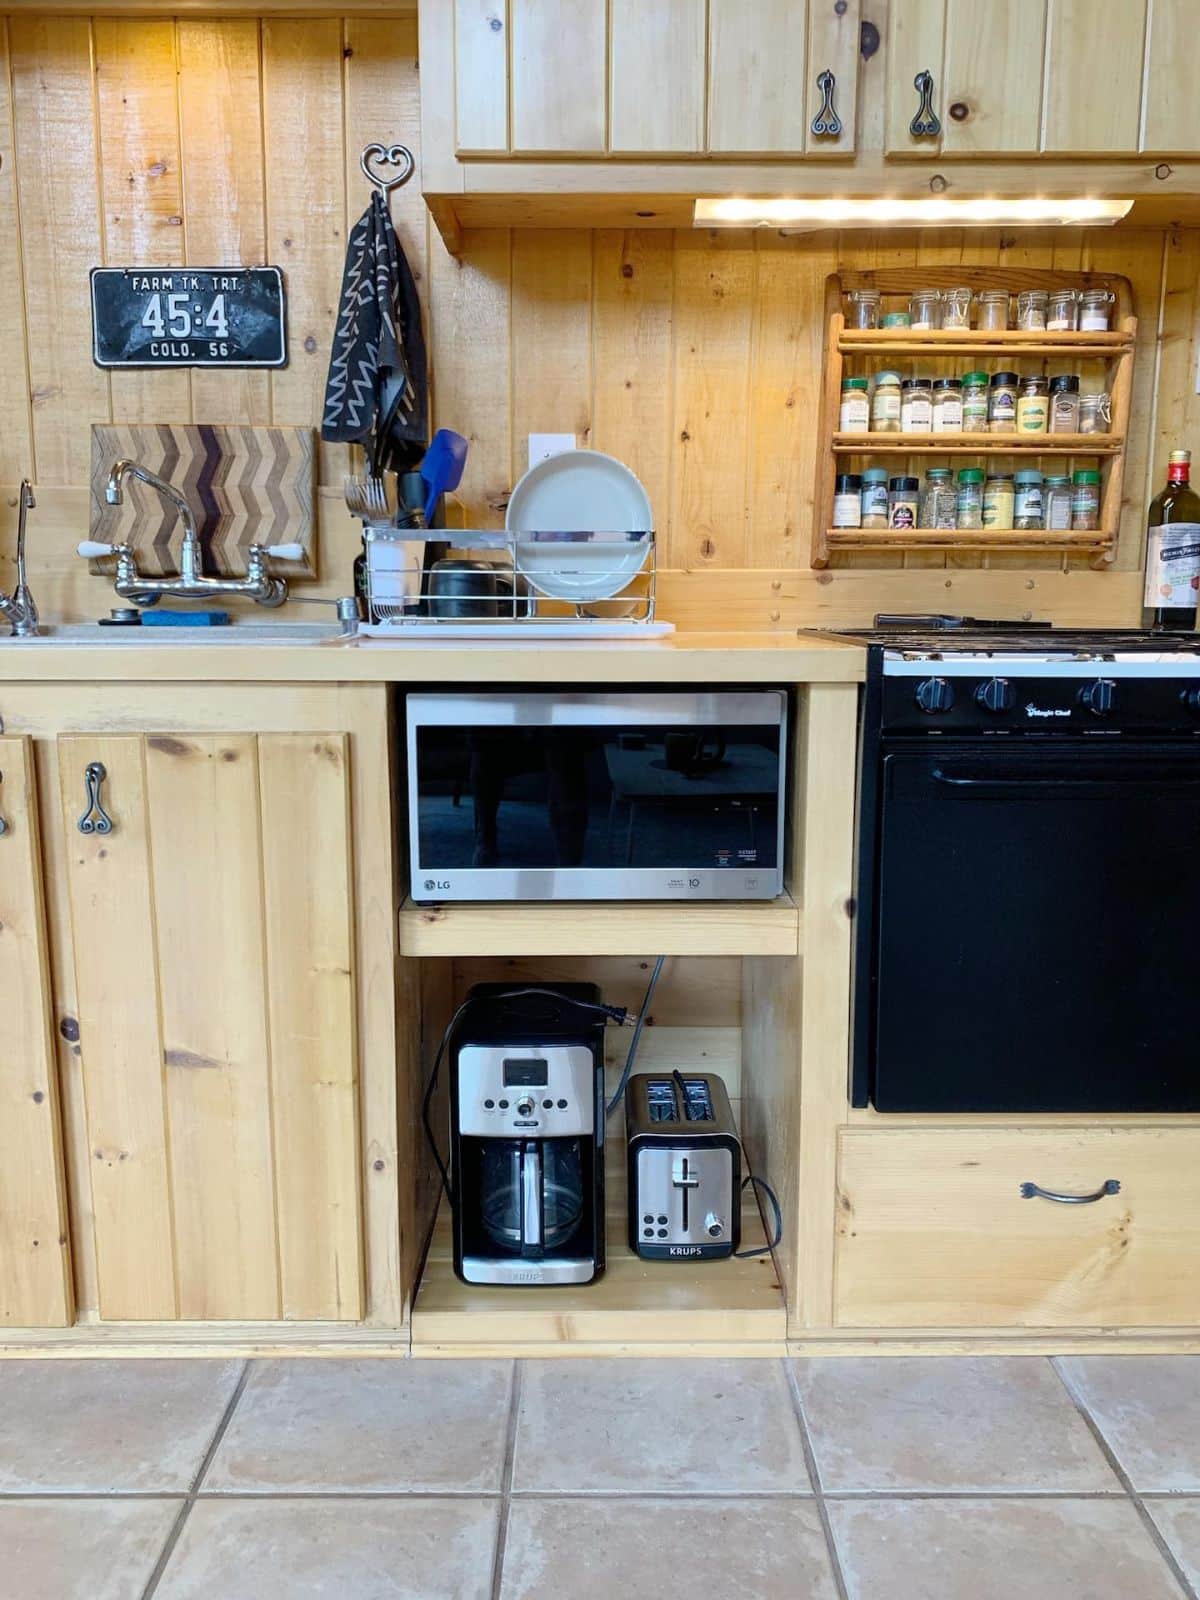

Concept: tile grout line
[[1049, 1358, 1198, 1600], [139, 1360, 253, 1600], [784, 1360, 851, 1600], [488, 1361, 523, 1600]]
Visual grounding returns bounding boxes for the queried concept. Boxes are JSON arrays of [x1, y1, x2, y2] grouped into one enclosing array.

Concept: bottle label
[[1145, 520, 1200, 610]]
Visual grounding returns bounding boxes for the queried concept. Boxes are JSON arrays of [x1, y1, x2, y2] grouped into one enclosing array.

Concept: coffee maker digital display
[[502, 1058, 549, 1088]]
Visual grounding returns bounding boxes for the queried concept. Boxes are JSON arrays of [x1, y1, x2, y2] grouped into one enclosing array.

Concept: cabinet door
[[1042, 0, 1146, 153], [610, 0, 706, 154], [941, 0, 1047, 155], [804, 0, 859, 156], [0, 738, 73, 1327], [510, 0, 606, 154], [708, 0, 809, 154], [454, 0, 509, 154], [885, 0, 945, 155], [58, 733, 362, 1323], [1140, 0, 1200, 155]]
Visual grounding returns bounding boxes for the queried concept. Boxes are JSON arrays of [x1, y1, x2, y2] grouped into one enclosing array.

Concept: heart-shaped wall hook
[[359, 142, 415, 196]]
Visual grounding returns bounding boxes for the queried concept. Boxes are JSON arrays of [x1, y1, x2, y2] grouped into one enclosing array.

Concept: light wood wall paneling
[[805, 0, 859, 157], [429, 227, 512, 526], [941, 0, 1046, 156], [591, 230, 674, 546], [1154, 227, 1200, 518], [58, 734, 177, 1321], [0, 737, 73, 1328], [9, 16, 110, 485], [707, 0, 808, 155], [0, 24, 34, 483], [346, 16, 425, 272], [509, 229, 593, 477], [510, 0, 605, 155], [609, 0, 705, 155], [669, 229, 755, 570], [262, 18, 348, 483], [259, 734, 363, 1321], [1042, 0, 1147, 154], [144, 734, 279, 1321], [178, 18, 271, 427], [94, 18, 191, 426], [453, 0, 509, 155], [1141, 0, 1200, 156]]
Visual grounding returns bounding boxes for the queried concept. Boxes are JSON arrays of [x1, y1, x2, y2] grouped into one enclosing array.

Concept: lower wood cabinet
[[0, 737, 73, 1327], [57, 731, 362, 1323], [836, 1126, 1200, 1329]]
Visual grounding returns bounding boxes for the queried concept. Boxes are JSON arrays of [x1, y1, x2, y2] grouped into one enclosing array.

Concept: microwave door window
[[415, 724, 780, 871]]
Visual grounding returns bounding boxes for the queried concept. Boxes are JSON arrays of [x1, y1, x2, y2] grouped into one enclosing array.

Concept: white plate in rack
[[505, 448, 654, 602]]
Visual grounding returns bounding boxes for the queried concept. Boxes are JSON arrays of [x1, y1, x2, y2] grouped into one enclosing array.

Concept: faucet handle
[[258, 542, 304, 562], [78, 539, 119, 559]]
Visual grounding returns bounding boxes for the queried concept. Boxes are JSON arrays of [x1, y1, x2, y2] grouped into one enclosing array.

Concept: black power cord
[[736, 1174, 783, 1259], [605, 955, 666, 1120]]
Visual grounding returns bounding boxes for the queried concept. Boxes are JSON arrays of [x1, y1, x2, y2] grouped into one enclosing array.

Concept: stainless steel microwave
[[406, 691, 787, 901]]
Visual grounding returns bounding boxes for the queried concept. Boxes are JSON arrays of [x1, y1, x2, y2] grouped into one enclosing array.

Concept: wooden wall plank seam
[[0, 19, 35, 483]]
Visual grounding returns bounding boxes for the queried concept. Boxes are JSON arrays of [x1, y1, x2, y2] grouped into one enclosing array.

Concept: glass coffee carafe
[[479, 1138, 585, 1256]]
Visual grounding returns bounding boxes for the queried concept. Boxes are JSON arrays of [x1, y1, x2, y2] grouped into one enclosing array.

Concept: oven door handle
[[1020, 1178, 1121, 1205], [931, 767, 1200, 790]]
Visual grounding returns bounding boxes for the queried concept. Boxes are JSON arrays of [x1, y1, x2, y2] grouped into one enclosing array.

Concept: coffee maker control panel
[[456, 1045, 597, 1139]]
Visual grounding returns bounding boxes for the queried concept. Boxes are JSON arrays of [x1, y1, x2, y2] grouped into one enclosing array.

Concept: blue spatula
[[420, 429, 469, 525]]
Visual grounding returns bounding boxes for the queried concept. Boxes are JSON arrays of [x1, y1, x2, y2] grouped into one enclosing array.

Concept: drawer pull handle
[[78, 761, 113, 835], [1020, 1178, 1120, 1205]]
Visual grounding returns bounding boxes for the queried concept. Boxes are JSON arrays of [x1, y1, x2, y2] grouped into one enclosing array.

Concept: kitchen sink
[[0, 621, 348, 645]]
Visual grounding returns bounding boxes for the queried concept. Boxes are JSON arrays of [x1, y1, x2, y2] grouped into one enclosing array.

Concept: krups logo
[[669, 1245, 703, 1258], [509, 1269, 544, 1283], [1024, 704, 1072, 719], [424, 878, 451, 891]]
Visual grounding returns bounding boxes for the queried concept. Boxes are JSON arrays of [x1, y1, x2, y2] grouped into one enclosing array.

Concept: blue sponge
[[140, 610, 231, 627]]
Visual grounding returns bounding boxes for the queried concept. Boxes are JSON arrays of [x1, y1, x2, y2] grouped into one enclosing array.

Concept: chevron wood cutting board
[[89, 424, 316, 577]]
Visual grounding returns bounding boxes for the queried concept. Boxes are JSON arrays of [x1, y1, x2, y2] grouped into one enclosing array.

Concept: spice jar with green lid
[[871, 370, 902, 433], [1044, 474, 1072, 530], [839, 376, 870, 432], [861, 467, 890, 528], [1071, 468, 1101, 530], [983, 472, 1015, 529], [920, 467, 958, 530], [962, 372, 990, 433], [1014, 469, 1044, 529], [956, 467, 985, 529]]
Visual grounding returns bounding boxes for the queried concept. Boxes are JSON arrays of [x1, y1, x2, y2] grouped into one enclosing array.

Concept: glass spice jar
[[889, 475, 920, 529], [1047, 288, 1079, 332], [860, 468, 891, 528], [989, 371, 1019, 432], [983, 472, 1015, 529], [961, 371, 991, 433], [908, 289, 942, 331], [1078, 391, 1112, 435], [1017, 289, 1049, 331], [1071, 468, 1101, 530], [839, 376, 870, 432], [1048, 374, 1081, 433], [901, 377, 934, 433], [833, 473, 863, 527], [1014, 469, 1045, 529], [977, 289, 1011, 330], [956, 467, 985, 529], [920, 468, 958, 530], [932, 377, 964, 434], [845, 289, 880, 329], [1043, 474, 1072, 530], [871, 370, 903, 433], [941, 287, 972, 330], [1016, 374, 1049, 435], [1079, 288, 1114, 331]]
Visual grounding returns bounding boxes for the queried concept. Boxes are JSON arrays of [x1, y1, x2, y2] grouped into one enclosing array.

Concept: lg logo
[[424, 878, 451, 891]]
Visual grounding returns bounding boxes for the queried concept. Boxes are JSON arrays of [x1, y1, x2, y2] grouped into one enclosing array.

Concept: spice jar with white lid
[[1017, 290, 1048, 331], [977, 289, 1011, 330], [871, 370, 903, 433], [932, 377, 963, 433], [833, 473, 862, 527], [988, 371, 1019, 432], [1048, 374, 1080, 433], [1047, 288, 1078, 331], [839, 376, 870, 432], [1079, 288, 1114, 331], [860, 468, 890, 528], [901, 377, 933, 433]]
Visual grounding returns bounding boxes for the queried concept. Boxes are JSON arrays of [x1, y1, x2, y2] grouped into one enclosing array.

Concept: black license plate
[[90, 266, 288, 368]]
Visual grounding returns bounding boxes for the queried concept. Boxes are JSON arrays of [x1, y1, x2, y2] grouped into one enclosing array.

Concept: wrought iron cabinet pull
[[78, 761, 114, 835], [910, 69, 942, 138], [811, 68, 843, 139], [1020, 1179, 1121, 1205]]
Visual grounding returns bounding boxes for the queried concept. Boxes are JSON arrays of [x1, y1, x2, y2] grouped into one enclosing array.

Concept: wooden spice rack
[[812, 269, 1136, 568]]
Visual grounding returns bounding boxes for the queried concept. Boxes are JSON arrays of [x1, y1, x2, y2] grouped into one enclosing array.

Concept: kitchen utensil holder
[[363, 526, 660, 630]]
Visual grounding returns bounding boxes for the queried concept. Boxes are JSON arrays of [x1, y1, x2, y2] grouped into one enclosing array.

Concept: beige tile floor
[[2, 1354, 1199, 1598]]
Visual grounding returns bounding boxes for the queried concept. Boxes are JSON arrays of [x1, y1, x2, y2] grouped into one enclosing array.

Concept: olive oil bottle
[[1145, 449, 1200, 630]]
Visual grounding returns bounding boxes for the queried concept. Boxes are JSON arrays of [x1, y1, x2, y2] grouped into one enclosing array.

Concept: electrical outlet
[[527, 433, 576, 472]]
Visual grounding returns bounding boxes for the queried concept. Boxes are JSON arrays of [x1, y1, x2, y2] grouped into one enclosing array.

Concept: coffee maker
[[449, 983, 606, 1286]]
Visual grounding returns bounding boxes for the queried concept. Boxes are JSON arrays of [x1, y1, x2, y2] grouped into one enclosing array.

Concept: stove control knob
[[915, 676, 955, 714], [975, 677, 1015, 714], [1079, 678, 1117, 717], [516, 1097, 535, 1118], [705, 1212, 724, 1238], [1181, 686, 1200, 713]]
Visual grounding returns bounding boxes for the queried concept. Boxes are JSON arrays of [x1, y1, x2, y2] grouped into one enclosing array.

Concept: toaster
[[625, 1072, 741, 1260]]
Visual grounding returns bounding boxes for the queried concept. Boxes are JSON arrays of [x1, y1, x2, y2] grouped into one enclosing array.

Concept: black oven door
[[869, 740, 1200, 1112]]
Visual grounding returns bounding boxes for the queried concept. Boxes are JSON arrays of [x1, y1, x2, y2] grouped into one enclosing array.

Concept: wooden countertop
[[0, 629, 866, 684]]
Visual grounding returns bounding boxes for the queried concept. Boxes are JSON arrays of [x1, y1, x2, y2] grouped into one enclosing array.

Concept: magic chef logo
[[1025, 703, 1072, 719]]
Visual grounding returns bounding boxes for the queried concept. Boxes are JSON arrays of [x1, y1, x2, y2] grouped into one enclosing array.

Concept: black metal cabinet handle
[[0, 767, 7, 836], [811, 68, 843, 138], [1020, 1179, 1121, 1205], [78, 761, 113, 835], [910, 69, 941, 138]]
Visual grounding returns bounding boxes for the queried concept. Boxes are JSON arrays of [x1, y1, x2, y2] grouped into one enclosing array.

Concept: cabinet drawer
[[836, 1127, 1200, 1329]]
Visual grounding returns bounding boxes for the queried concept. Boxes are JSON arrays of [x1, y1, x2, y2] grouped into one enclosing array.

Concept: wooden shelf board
[[399, 893, 801, 958], [832, 432, 1120, 455], [839, 330, 1132, 355], [824, 528, 1115, 553]]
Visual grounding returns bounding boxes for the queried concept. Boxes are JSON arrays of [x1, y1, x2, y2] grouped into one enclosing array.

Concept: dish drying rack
[[358, 527, 675, 639]]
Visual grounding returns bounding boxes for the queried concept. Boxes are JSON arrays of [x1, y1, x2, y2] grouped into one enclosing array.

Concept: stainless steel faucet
[[1, 481, 39, 637], [79, 459, 302, 608]]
